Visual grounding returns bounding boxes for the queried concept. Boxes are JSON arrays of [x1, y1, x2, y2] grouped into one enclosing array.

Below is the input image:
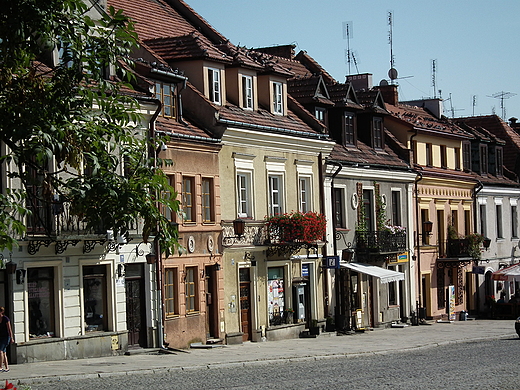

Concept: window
[[154, 82, 176, 117], [388, 266, 398, 306], [298, 176, 311, 213], [268, 174, 284, 216], [496, 204, 503, 238], [273, 82, 283, 114], [421, 209, 430, 245], [315, 107, 326, 123], [185, 267, 198, 313], [165, 269, 178, 316], [480, 145, 488, 174], [208, 68, 221, 105], [182, 177, 195, 223], [267, 267, 285, 326], [373, 118, 383, 149], [512, 205, 518, 238], [333, 188, 345, 228], [362, 189, 374, 232], [26, 157, 51, 233], [412, 140, 418, 164], [83, 265, 108, 332], [242, 75, 253, 109], [496, 147, 503, 176], [462, 142, 471, 171], [160, 176, 175, 222], [237, 172, 253, 218], [28, 267, 55, 338], [464, 210, 471, 236], [440, 145, 447, 168], [425, 143, 433, 166], [202, 178, 214, 222], [479, 204, 487, 236], [391, 190, 401, 227], [454, 147, 461, 170], [345, 113, 355, 146]]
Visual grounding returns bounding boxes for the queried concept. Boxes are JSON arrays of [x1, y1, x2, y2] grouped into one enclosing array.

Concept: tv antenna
[[343, 21, 359, 75], [444, 93, 464, 118], [487, 91, 516, 119], [387, 11, 398, 84], [472, 95, 477, 116], [431, 59, 437, 98]]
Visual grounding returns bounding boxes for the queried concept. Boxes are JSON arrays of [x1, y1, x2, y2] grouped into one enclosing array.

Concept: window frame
[[425, 143, 433, 167], [462, 142, 471, 171], [372, 117, 383, 149], [333, 188, 345, 229], [182, 176, 195, 223], [27, 266, 57, 338], [344, 112, 355, 146], [391, 190, 402, 227], [268, 174, 284, 216], [496, 146, 504, 176], [440, 145, 447, 168], [272, 81, 283, 115], [480, 144, 488, 174], [154, 81, 176, 118], [315, 107, 326, 123], [241, 75, 253, 109], [185, 267, 198, 313], [201, 177, 214, 223], [496, 203, 503, 239], [298, 176, 312, 213], [512, 205, 518, 239], [83, 264, 109, 333], [208, 67, 222, 105], [164, 268, 178, 316], [237, 171, 253, 219]]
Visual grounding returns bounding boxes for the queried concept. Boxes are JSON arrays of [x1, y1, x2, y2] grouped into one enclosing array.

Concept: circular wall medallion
[[351, 193, 359, 209], [207, 236, 215, 252], [187, 236, 195, 253]]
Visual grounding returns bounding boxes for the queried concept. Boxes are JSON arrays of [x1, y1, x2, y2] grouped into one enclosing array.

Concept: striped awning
[[491, 263, 520, 282], [340, 262, 405, 284]]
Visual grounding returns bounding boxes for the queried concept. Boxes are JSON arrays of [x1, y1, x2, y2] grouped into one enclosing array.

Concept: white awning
[[491, 263, 520, 282], [340, 262, 405, 284]]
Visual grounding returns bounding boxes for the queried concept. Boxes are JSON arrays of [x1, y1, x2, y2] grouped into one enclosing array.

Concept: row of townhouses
[[3, 0, 520, 363]]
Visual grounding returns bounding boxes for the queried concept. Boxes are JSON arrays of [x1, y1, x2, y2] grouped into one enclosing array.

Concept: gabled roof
[[328, 83, 364, 110], [356, 90, 388, 115]]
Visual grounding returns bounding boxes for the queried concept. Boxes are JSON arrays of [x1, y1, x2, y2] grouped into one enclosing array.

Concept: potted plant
[[265, 211, 326, 243], [309, 319, 320, 335]]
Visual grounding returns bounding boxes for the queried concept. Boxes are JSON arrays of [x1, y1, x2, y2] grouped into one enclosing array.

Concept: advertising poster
[[448, 285, 456, 321]]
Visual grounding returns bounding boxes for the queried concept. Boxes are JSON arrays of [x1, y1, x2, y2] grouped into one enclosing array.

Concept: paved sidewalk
[[5, 319, 518, 386]]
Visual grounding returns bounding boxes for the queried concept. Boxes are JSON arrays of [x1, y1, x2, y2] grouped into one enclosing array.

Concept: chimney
[[377, 84, 399, 106], [346, 73, 373, 91]]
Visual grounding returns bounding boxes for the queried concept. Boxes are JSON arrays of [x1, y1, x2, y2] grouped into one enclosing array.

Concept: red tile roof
[[328, 141, 409, 169]]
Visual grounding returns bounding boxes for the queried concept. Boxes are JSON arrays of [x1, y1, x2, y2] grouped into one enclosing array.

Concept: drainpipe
[[472, 180, 483, 315], [318, 153, 329, 317], [328, 161, 345, 331], [147, 97, 166, 348]]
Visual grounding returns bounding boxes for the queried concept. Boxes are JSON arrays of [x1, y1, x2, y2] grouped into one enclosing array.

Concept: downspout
[[318, 153, 329, 317], [148, 97, 167, 348], [409, 129, 423, 323], [472, 180, 483, 315], [329, 161, 344, 331]]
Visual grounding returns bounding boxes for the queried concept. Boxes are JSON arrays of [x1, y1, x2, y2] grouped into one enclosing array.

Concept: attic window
[[315, 107, 326, 123], [344, 112, 355, 146], [208, 68, 221, 105], [273, 82, 283, 115], [373, 117, 383, 149], [496, 147, 503, 176], [479, 144, 488, 174], [154, 82, 176, 118], [242, 75, 253, 109]]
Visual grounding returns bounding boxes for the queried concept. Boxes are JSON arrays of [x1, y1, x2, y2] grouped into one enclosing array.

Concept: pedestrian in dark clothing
[[0, 307, 13, 372]]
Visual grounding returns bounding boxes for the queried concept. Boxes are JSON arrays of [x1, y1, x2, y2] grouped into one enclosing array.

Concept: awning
[[491, 263, 520, 282], [340, 262, 405, 284]]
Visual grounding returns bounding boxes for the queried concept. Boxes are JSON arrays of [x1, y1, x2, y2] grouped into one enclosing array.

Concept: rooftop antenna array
[[343, 21, 359, 75], [445, 93, 464, 118], [472, 95, 477, 116], [387, 11, 398, 84], [488, 91, 516, 119]]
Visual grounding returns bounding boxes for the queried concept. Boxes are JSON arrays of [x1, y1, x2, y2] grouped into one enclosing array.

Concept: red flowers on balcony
[[265, 211, 326, 244]]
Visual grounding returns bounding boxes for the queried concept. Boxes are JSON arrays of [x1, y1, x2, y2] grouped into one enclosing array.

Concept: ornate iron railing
[[355, 231, 407, 254]]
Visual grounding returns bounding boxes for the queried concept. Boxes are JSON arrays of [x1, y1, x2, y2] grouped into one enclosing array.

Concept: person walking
[[0, 307, 13, 372]]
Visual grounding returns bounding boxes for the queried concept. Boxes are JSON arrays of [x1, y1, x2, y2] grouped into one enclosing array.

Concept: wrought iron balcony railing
[[355, 231, 407, 254]]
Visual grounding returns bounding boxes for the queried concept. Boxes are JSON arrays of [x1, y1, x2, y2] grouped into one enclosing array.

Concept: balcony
[[355, 231, 407, 254]]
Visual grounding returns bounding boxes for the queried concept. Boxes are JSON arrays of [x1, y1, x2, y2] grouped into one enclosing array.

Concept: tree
[[0, 0, 179, 253]]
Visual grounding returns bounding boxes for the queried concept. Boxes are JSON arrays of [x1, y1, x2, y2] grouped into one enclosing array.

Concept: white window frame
[[242, 75, 253, 110], [269, 174, 284, 216], [208, 67, 221, 105], [298, 176, 311, 213], [273, 81, 283, 115], [237, 171, 253, 218], [234, 153, 256, 219]]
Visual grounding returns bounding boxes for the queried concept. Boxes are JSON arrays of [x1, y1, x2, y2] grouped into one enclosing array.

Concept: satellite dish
[[388, 68, 398, 80], [379, 79, 389, 86]]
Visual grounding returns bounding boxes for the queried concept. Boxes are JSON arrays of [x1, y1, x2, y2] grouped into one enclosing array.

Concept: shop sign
[[472, 266, 485, 274]]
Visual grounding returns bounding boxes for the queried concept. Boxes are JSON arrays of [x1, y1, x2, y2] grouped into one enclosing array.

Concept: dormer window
[[479, 144, 488, 174], [242, 75, 253, 109], [496, 147, 503, 176], [315, 107, 326, 123], [345, 112, 355, 146], [373, 117, 383, 149], [154, 82, 176, 118], [273, 81, 283, 115], [208, 68, 221, 105]]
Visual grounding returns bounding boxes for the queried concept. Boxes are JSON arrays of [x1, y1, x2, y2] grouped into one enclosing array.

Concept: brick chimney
[[377, 84, 399, 106], [346, 73, 373, 91]]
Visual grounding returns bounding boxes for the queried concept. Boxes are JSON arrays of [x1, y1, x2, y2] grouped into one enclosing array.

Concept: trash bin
[[459, 310, 468, 321]]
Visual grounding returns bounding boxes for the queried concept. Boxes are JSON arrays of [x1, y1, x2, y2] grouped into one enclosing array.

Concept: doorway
[[205, 265, 219, 339], [125, 264, 146, 348], [239, 268, 252, 341]]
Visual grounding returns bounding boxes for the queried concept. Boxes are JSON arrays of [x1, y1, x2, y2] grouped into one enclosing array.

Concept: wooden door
[[125, 264, 145, 347], [239, 268, 252, 341]]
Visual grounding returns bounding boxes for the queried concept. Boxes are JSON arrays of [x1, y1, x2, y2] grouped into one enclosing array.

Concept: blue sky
[[187, 0, 519, 120]]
